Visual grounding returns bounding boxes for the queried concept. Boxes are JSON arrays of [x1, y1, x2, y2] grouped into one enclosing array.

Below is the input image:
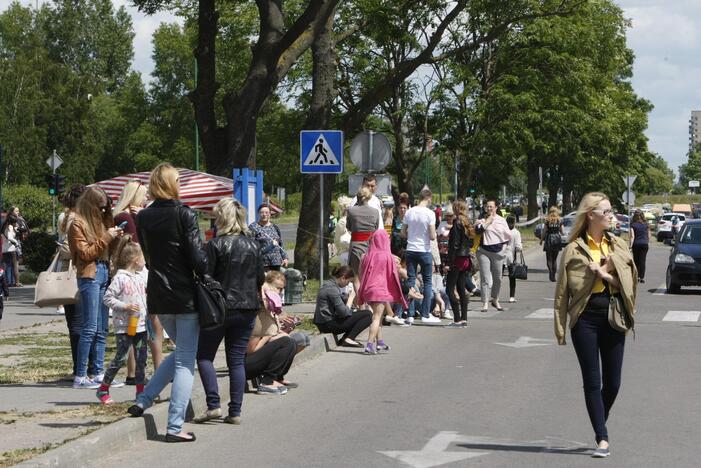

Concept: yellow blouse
[[587, 234, 617, 294]]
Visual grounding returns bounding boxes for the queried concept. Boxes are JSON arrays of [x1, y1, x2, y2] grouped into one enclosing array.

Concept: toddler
[[99, 240, 148, 404]]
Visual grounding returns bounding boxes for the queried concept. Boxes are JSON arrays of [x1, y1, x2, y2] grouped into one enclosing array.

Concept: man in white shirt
[[401, 187, 439, 324], [350, 174, 383, 228]]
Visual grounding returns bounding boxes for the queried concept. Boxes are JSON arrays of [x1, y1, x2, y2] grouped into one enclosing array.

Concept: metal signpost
[[622, 175, 636, 216], [46, 149, 63, 233], [300, 130, 344, 281]]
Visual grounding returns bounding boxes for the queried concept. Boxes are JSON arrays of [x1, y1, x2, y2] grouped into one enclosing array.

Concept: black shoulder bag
[[175, 206, 225, 330]]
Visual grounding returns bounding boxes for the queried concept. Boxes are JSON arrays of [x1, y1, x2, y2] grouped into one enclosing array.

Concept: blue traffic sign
[[300, 130, 344, 174]]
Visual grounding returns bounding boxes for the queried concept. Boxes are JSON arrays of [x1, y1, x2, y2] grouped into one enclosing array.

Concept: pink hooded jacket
[[357, 230, 408, 308]]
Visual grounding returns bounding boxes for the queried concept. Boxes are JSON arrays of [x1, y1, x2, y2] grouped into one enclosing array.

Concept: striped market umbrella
[[93, 168, 234, 212]]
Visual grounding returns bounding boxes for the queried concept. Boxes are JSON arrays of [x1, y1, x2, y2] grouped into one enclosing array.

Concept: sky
[[1, 1, 698, 174]]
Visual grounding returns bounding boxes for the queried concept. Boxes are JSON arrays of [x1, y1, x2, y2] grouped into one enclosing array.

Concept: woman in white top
[[1, 215, 20, 286], [504, 215, 523, 303]]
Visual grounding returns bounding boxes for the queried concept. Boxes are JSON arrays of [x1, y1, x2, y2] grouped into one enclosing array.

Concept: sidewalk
[[0, 288, 326, 466]]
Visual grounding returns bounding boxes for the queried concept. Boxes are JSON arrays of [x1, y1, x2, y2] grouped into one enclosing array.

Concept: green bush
[[286, 192, 302, 212], [2, 185, 53, 230], [22, 231, 58, 274]]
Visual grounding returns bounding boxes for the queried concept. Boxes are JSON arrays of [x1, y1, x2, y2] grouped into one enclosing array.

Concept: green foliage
[[21, 231, 58, 274], [2, 185, 53, 230], [285, 192, 303, 212]]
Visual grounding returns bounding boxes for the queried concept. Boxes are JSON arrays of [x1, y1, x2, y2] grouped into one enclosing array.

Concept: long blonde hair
[[75, 186, 113, 242], [452, 200, 475, 237], [114, 180, 147, 214], [214, 198, 249, 236], [546, 206, 561, 224], [149, 163, 179, 200], [569, 192, 609, 242]]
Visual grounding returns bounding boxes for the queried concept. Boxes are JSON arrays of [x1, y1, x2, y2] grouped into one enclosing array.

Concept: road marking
[[495, 336, 555, 348], [526, 308, 553, 319], [379, 431, 486, 468], [467, 309, 500, 318], [379, 432, 589, 467], [662, 311, 701, 322], [543, 297, 555, 301], [652, 283, 666, 295]]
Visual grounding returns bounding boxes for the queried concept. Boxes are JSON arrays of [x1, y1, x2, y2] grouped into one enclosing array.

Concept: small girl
[[357, 230, 407, 354], [99, 239, 148, 404]]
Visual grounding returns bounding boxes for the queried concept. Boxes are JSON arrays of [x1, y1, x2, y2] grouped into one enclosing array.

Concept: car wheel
[[666, 267, 681, 294]]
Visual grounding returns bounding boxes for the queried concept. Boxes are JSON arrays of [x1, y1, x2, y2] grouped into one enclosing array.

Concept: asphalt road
[[98, 242, 701, 468]]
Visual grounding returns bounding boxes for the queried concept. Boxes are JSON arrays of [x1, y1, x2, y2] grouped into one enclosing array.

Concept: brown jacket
[[68, 217, 116, 279], [554, 233, 638, 345]]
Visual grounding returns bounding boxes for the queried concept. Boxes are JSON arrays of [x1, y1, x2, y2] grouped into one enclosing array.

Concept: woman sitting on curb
[[314, 265, 372, 347]]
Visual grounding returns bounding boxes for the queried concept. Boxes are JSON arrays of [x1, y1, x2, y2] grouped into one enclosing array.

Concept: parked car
[[615, 214, 630, 234], [657, 213, 687, 242], [665, 220, 701, 293]]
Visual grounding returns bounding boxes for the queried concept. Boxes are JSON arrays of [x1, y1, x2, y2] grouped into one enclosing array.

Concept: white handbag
[[34, 252, 79, 307]]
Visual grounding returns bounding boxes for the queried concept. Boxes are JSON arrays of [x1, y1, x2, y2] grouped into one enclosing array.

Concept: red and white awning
[[93, 168, 234, 212]]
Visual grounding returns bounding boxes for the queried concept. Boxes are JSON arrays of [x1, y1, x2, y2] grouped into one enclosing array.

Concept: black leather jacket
[[137, 200, 207, 315], [448, 220, 473, 261], [206, 233, 265, 311]]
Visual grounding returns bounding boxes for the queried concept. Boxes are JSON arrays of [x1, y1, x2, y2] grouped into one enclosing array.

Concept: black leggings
[[571, 310, 625, 443], [245, 336, 296, 385], [64, 304, 82, 375], [632, 244, 648, 280], [316, 310, 372, 341], [509, 276, 516, 298], [545, 249, 559, 280], [446, 268, 468, 322]]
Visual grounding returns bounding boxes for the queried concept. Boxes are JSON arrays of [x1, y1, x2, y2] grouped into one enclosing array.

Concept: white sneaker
[[508, 297, 517, 303], [401, 317, 414, 327], [73, 376, 100, 389], [444, 309, 454, 319], [55, 306, 65, 315], [387, 316, 405, 325], [92, 374, 126, 388], [421, 315, 442, 323]]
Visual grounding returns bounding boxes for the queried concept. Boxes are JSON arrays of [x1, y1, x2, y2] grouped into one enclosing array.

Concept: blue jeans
[[76, 263, 109, 377], [197, 310, 256, 417], [137, 313, 199, 435], [405, 251, 433, 318], [571, 310, 625, 443]]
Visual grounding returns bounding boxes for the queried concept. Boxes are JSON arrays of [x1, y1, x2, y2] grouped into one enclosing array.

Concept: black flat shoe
[[491, 300, 503, 311], [340, 339, 364, 348], [127, 404, 144, 417], [165, 432, 196, 443]]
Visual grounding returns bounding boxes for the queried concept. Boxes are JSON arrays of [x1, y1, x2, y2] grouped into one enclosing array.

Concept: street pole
[[319, 174, 324, 281], [194, 60, 200, 172], [51, 149, 57, 234]]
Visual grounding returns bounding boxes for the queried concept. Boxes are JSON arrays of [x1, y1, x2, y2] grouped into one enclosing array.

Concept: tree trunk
[[294, 12, 336, 279], [527, 156, 539, 219], [546, 166, 560, 210], [562, 177, 573, 213]]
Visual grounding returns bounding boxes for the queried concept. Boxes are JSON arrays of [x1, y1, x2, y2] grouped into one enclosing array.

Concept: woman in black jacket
[[444, 201, 474, 328], [193, 198, 264, 425], [128, 163, 208, 443]]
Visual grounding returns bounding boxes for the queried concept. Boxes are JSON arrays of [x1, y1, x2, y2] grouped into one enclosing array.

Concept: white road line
[[652, 283, 666, 295], [526, 308, 554, 319], [662, 311, 701, 322]]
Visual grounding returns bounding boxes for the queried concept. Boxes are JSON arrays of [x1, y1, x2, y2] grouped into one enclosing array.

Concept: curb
[[19, 332, 337, 467]]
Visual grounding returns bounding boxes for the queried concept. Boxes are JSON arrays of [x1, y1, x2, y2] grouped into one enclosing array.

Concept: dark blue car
[[666, 219, 701, 293]]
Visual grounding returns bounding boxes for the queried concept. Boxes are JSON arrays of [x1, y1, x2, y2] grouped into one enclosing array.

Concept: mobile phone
[[118, 221, 128, 229]]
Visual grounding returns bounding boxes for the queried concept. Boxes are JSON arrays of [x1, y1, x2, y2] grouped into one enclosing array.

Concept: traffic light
[[56, 174, 66, 195], [46, 174, 57, 196], [469, 187, 476, 194]]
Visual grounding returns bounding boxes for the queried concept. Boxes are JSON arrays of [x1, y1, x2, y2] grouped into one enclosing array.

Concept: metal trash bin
[[283, 268, 306, 305]]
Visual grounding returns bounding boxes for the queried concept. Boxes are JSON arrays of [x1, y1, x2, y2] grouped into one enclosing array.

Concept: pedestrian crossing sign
[[300, 130, 344, 174]]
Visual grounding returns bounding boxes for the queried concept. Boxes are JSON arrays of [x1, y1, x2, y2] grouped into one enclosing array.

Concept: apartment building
[[691, 110, 701, 151]]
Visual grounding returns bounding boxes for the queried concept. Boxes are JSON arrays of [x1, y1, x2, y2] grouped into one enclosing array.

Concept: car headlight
[[674, 253, 695, 264]]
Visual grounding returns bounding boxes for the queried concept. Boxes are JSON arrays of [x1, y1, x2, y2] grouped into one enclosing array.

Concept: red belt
[[351, 231, 373, 242]]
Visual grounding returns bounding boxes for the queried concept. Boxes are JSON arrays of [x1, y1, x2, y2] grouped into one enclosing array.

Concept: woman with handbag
[[443, 201, 474, 328], [504, 215, 523, 303], [475, 200, 511, 312], [541, 206, 564, 282], [128, 163, 208, 443], [554, 192, 637, 458], [69, 187, 125, 389], [193, 198, 265, 425], [1, 215, 20, 287]]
